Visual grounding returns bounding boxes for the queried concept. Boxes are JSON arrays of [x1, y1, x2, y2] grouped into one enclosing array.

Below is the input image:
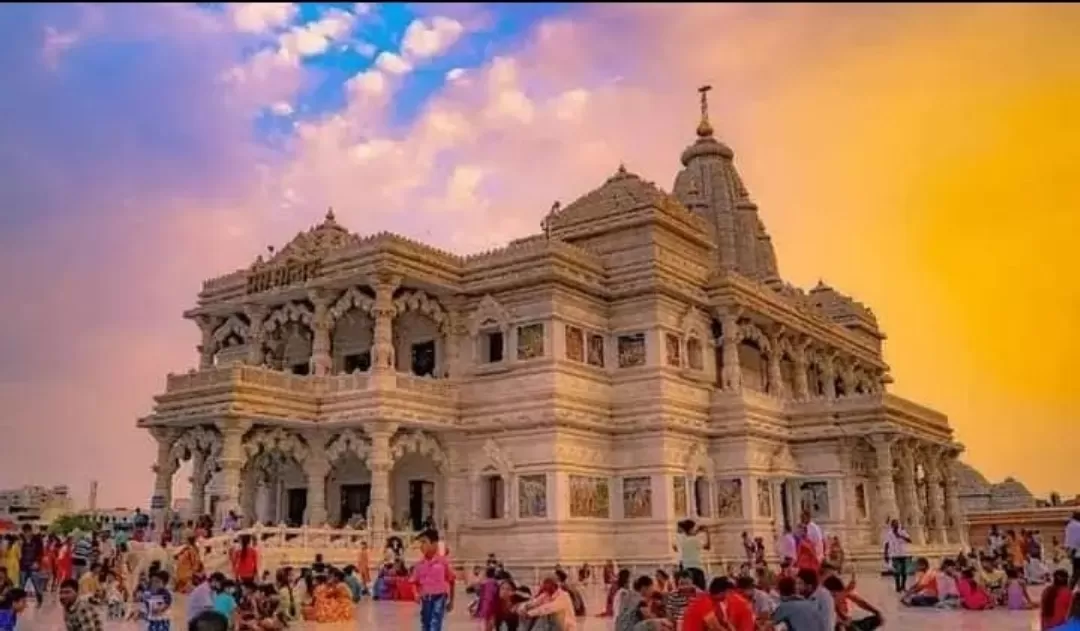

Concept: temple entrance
[[287, 488, 307, 526], [779, 481, 792, 530], [408, 480, 435, 530], [340, 484, 371, 525]]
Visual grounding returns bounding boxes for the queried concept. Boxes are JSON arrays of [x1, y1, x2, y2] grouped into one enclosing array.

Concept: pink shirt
[[412, 554, 454, 597]]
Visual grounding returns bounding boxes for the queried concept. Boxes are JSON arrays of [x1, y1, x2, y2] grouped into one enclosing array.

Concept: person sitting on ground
[[770, 576, 824, 631], [188, 610, 229, 631], [934, 559, 960, 608], [900, 558, 939, 607], [614, 574, 657, 631], [555, 569, 586, 618], [823, 574, 883, 631], [342, 565, 362, 602], [735, 574, 774, 621], [799, 568, 835, 630], [957, 567, 993, 610], [1039, 569, 1072, 630], [977, 555, 1007, 603], [1004, 567, 1037, 610], [663, 570, 698, 626]]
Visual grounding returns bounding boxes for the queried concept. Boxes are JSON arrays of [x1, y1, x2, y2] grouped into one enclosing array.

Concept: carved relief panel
[[517, 323, 545, 360], [518, 474, 548, 519], [665, 333, 682, 367], [617, 333, 646, 368], [587, 334, 605, 367], [673, 476, 688, 517], [854, 482, 868, 520], [716, 479, 743, 519], [565, 325, 584, 363], [569, 475, 610, 518], [799, 481, 830, 521], [756, 479, 773, 518], [622, 476, 653, 519], [687, 338, 704, 370]]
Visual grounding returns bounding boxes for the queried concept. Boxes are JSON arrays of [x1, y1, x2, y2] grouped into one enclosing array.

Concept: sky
[[0, 3, 1077, 509]]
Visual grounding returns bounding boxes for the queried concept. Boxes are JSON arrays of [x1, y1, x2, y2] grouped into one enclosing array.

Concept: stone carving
[[326, 429, 371, 463], [390, 431, 447, 473], [262, 302, 314, 334], [565, 325, 585, 362], [622, 476, 652, 519], [468, 294, 511, 337], [617, 333, 646, 368], [518, 474, 547, 519], [716, 478, 743, 519], [799, 481, 830, 521], [687, 337, 704, 370], [673, 476, 688, 517], [168, 426, 221, 469], [394, 290, 449, 334], [517, 323, 545, 360], [685, 443, 715, 478], [472, 438, 513, 481], [329, 286, 375, 322], [243, 428, 309, 465], [854, 482, 868, 519], [587, 334, 605, 367], [212, 315, 250, 347], [569, 475, 609, 518], [756, 479, 773, 518], [665, 333, 682, 367]]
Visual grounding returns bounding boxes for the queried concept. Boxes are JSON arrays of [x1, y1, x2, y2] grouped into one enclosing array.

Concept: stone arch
[[394, 290, 449, 335], [469, 438, 513, 521], [168, 426, 221, 469], [468, 295, 511, 337], [262, 303, 315, 372], [243, 427, 310, 465], [685, 443, 715, 519], [329, 288, 375, 374], [390, 430, 448, 473], [263, 302, 314, 333], [328, 287, 375, 323], [737, 322, 770, 392], [212, 315, 250, 350], [326, 429, 371, 464], [679, 307, 707, 371]]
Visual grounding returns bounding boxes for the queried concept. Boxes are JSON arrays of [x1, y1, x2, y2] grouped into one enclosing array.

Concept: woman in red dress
[[795, 526, 821, 574], [55, 537, 73, 586], [40, 538, 56, 592]]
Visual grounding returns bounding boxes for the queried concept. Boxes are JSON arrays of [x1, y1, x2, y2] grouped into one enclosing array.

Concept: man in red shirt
[[681, 577, 755, 631]]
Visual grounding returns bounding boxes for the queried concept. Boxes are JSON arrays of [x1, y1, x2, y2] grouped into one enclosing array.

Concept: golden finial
[[325, 206, 336, 222], [696, 85, 714, 138]]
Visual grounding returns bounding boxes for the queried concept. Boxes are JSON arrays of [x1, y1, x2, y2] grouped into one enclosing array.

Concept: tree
[[48, 513, 97, 535]]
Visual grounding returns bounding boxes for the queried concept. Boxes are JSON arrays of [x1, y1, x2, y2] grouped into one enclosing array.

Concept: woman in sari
[[173, 536, 201, 593], [795, 526, 821, 574], [312, 569, 354, 623]]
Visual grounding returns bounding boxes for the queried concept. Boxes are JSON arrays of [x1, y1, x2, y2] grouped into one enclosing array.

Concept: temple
[[138, 87, 966, 565]]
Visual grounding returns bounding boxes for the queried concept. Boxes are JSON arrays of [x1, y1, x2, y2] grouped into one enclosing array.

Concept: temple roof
[[955, 461, 992, 496], [251, 208, 360, 268]]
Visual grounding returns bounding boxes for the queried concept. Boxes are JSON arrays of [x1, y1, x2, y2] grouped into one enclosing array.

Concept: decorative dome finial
[[325, 206, 336, 222], [697, 85, 714, 138]]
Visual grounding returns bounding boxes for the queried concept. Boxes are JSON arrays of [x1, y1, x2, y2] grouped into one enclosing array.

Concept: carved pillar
[[793, 343, 811, 401], [189, 451, 206, 517], [766, 347, 784, 397], [195, 316, 218, 370], [821, 355, 837, 399], [309, 291, 332, 376], [371, 276, 401, 372], [368, 423, 398, 542], [304, 453, 330, 526], [719, 313, 742, 391], [943, 452, 966, 547], [244, 305, 267, 366], [869, 433, 899, 534], [215, 419, 250, 522], [150, 428, 178, 533], [240, 469, 258, 526], [839, 440, 858, 540], [840, 363, 857, 397], [444, 298, 464, 379], [896, 441, 926, 545], [923, 447, 947, 545]]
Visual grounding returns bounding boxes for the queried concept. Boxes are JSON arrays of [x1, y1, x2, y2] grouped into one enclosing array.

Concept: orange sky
[[1, 4, 1077, 506]]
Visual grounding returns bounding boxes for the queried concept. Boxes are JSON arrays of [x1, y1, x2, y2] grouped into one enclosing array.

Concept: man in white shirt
[[801, 511, 825, 561], [777, 526, 797, 566], [885, 519, 912, 593], [1064, 512, 1080, 587]]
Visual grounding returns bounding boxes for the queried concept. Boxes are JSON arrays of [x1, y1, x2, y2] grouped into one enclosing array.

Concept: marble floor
[[14, 577, 1049, 630]]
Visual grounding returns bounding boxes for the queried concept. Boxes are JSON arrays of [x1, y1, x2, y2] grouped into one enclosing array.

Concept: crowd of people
[[7, 508, 1080, 630]]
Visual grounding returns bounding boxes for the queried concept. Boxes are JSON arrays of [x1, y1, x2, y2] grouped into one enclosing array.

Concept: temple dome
[[252, 208, 359, 268], [547, 164, 702, 232], [989, 477, 1037, 510]]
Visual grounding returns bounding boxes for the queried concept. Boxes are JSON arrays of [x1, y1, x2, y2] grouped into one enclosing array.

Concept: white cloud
[[354, 41, 377, 58], [353, 3, 373, 16], [445, 68, 466, 82], [347, 69, 386, 97], [445, 165, 487, 208], [279, 8, 356, 59], [552, 89, 589, 121], [229, 3, 297, 34], [270, 101, 294, 116], [375, 51, 413, 75], [401, 16, 464, 61]]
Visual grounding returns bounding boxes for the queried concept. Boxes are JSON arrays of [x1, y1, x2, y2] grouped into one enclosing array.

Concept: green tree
[[48, 513, 97, 535]]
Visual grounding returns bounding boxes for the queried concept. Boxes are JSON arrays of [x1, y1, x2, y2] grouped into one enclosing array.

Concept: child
[[78, 562, 103, 604], [142, 570, 173, 631], [473, 567, 499, 631], [1004, 567, 1036, 610], [104, 572, 127, 620], [411, 529, 455, 631]]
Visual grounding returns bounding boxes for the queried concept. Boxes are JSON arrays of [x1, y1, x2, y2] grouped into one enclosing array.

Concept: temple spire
[[696, 84, 714, 138]]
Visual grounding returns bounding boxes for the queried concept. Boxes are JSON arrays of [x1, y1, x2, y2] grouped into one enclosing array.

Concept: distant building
[[0, 485, 73, 527]]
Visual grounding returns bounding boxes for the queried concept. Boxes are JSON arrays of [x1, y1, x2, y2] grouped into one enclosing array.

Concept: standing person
[[411, 529, 455, 631], [72, 532, 93, 581], [174, 536, 202, 593], [0, 588, 27, 631], [17, 525, 43, 607], [357, 541, 372, 597], [885, 519, 912, 593], [143, 570, 174, 631], [777, 525, 797, 569], [1064, 512, 1080, 588], [59, 578, 104, 631], [800, 511, 824, 564], [674, 519, 711, 590], [230, 535, 258, 584]]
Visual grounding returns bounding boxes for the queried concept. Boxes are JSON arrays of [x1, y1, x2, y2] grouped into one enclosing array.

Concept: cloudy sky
[[1, 3, 1077, 507]]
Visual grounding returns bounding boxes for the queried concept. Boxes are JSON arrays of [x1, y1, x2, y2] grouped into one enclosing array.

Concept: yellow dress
[[313, 582, 354, 623], [4, 541, 19, 582]]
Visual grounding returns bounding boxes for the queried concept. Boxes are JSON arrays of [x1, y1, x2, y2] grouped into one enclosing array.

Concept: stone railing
[[164, 365, 456, 401]]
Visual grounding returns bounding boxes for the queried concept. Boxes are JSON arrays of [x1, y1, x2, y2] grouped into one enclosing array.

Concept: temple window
[[410, 340, 436, 377], [686, 337, 703, 370], [481, 474, 506, 519], [665, 333, 682, 367], [565, 325, 585, 362], [343, 351, 370, 374], [834, 377, 847, 397], [738, 339, 767, 391], [482, 331, 505, 363], [587, 334, 605, 367], [693, 476, 711, 518], [516, 323, 545, 360], [291, 362, 310, 376], [617, 333, 646, 368]]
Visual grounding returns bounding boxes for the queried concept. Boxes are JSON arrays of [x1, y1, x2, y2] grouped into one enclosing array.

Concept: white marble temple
[[15, 576, 1048, 631]]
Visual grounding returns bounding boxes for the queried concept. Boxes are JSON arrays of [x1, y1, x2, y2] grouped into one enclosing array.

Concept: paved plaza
[[13, 577, 1052, 630]]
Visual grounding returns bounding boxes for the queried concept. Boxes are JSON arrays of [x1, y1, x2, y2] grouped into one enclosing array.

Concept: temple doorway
[[287, 488, 307, 526], [779, 481, 792, 530], [408, 480, 435, 530], [340, 484, 371, 525]]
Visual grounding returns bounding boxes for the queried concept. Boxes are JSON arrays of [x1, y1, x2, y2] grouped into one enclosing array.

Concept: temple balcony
[[147, 364, 459, 427]]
